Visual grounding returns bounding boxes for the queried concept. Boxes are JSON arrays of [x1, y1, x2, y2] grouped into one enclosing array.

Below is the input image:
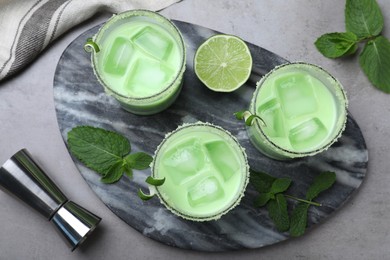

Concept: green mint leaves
[[289, 172, 336, 237], [315, 0, 390, 93], [359, 36, 390, 91], [267, 194, 289, 232], [345, 0, 383, 38], [67, 126, 152, 184], [251, 173, 291, 231], [250, 170, 336, 236], [305, 171, 337, 201], [289, 203, 310, 237], [67, 126, 164, 201], [315, 32, 358, 58]]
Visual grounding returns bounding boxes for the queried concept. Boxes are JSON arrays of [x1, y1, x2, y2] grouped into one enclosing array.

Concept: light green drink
[[247, 62, 348, 160], [152, 122, 249, 221], [86, 10, 186, 115]]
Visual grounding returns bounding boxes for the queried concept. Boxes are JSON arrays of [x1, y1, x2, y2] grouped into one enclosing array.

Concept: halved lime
[[194, 34, 253, 92]]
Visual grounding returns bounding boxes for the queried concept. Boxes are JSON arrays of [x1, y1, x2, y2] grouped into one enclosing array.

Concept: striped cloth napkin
[[0, 0, 181, 81]]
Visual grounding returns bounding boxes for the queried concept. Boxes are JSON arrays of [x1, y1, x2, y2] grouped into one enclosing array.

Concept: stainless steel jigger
[[0, 149, 101, 251]]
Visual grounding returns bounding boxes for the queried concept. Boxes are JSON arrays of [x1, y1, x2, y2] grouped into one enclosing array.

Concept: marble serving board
[[53, 20, 368, 251]]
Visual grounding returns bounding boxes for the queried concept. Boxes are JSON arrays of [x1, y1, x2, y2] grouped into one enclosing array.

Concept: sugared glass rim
[[252, 61, 348, 157], [91, 9, 186, 101], [151, 122, 250, 221]]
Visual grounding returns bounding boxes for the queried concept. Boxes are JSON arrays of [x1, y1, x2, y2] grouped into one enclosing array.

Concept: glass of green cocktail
[[85, 10, 186, 115], [151, 122, 249, 221], [247, 62, 348, 160]]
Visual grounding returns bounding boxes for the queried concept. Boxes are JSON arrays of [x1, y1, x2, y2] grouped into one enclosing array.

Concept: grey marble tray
[[53, 20, 368, 251]]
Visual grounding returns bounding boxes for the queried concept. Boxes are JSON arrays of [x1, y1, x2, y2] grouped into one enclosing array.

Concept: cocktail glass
[[247, 62, 348, 160], [85, 10, 186, 115], [151, 122, 249, 221]]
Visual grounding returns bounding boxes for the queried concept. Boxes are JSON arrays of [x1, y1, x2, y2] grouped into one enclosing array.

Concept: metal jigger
[[0, 149, 101, 251]]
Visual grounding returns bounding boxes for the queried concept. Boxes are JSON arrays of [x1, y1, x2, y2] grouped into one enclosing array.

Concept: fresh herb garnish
[[67, 126, 152, 184], [305, 171, 337, 201], [345, 0, 383, 38], [315, 32, 359, 58], [250, 170, 336, 236], [289, 203, 310, 237], [267, 193, 290, 232], [234, 110, 266, 127], [315, 0, 390, 93], [251, 172, 291, 231], [289, 172, 336, 237]]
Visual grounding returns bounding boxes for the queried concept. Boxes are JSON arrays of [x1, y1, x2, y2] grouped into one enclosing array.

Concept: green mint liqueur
[[87, 10, 186, 115], [152, 123, 249, 221], [97, 20, 182, 97], [248, 62, 348, 160]]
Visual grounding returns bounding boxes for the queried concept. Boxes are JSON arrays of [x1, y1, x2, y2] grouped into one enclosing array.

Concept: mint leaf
[[101, 161, 124, 184], [125, 152, 153, 170], [306, 172, 336, 201], [267, 194, 289, 232], [67, 126, 154, 187], [250, 170, 276, 193], [67, 126, 130, 174], [270, 178, 292, 194], [315, 0, 389, 92], [315, 32, 358, 58], [254, 193, 273, 207], [124, 164, 133, 178], [345, 0, 384, 38], [289, 203, 310, 237], [359, 36, 390, 93]]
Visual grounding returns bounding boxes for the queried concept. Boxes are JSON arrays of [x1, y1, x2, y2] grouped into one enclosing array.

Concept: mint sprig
[[250, 171, 291, 231], [315, 0, 390, 93], [251, 170, 336, 236], [250, 170, 291, 231], [101, 161, 126, 184], [289, 172, 336, 237], [67, 126, 152, 184], [125, 152, 154, 170]]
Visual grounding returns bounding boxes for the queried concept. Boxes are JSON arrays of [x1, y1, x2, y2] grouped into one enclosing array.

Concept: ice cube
[[288, 118, 328, 151], [204, 140, 240, 182], [126, 58, 174, 97], [187, 177, 224, 207], [257, 99, 286, 137], [103, 37, 133, 76], [132, 26, 173, 61], [162, 139, 204, 185], [276, 74, 318, 119]]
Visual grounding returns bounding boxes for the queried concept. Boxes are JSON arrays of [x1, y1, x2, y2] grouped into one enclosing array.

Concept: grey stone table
[[1, 1, 390, 259], [53, 21, 367, 251]]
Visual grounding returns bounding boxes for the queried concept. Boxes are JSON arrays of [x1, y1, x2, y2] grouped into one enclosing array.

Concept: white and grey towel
[[0, 0, 181, 81]]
